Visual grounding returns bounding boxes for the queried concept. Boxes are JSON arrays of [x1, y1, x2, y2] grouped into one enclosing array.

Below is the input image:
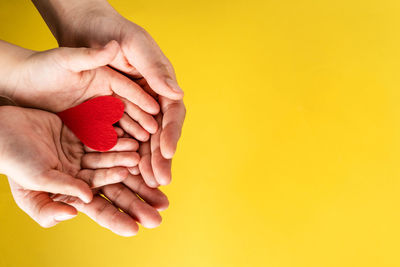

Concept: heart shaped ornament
[[57, 96, 124, 151]]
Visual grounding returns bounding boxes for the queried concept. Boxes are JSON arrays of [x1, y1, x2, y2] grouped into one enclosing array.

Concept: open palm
[[0, 105, 157, 232]]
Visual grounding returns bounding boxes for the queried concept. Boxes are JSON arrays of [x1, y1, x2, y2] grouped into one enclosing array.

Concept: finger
[[151, 114, 172, 186], [151, 147, 172, 186], [114, 126, 124, 137], [145, 75, 184, 101], [77, 167, 129, 188], [84, 138, 139, 152], [38, 201, 78, 226], [59, 40, 119, 72], [108, 68, 160, 114], [57, 194, 139, 237], [134, 77, 159, 98], [8, 178, 77, 228], [139, 141, 159, 188], [117, 96, 158, 134], [128, 166, 140, 175], [102, 183, 162, 228], [35, 170, 92, 203], [119, 113, 150, 142], [81, 151, 140, 169], [36, 201, 77, 227], [108, 47, 138, 75], [160, 98, 186, 159], [123, 174, 169, 211]]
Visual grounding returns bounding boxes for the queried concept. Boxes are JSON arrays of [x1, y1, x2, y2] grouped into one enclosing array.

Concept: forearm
[[31, 0, 116, 45], [0, 40, 34, 99]]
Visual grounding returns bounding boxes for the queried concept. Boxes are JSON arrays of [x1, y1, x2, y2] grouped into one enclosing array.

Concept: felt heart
[[57, 96, 124, 152]]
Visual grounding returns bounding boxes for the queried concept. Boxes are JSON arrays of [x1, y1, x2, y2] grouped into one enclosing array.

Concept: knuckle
[[94, 201, 109, 222], [133, 177, 144, 195], [110, 152, 119, 165], [108, 184, 125, 202], [116, 167, 129, 180], [87, 171, 95, 187], [84, 153, 101, 167]]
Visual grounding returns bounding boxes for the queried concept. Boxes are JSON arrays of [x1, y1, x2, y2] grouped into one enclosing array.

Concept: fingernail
[[165, 78, 183, 94], [54, 214, 77, 221], [147, 180, 159, 188]]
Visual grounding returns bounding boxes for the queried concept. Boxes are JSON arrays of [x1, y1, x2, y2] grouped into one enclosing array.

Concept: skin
[[0, 41, 170, 235], [32, 0, 187, 187], [0, 40, 160, 139], [0, 106, 167, 235], [0, 0, 185, 234]]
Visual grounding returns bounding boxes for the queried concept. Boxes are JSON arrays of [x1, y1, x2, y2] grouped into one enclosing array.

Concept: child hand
[[0, 40, 159, 142]]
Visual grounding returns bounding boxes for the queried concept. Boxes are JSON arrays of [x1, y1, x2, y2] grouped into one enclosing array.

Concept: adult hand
[[9, 173, 168, 236], [32, 0, 186, 186], [0, 106, 137, 224], [53, 173, 169, 236], [1, 106, 166, 234]]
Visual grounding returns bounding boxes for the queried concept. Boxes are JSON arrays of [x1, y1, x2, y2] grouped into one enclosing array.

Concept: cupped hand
[[58, 5, 186, 186], [4, 40, 159, 141]]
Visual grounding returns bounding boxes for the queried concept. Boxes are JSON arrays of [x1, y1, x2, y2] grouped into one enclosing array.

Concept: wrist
[[32, 0, 117, 46], [0, 104, 17, 163], [0, 41, 34, 99]]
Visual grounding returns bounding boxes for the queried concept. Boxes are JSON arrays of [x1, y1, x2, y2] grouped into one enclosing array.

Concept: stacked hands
[[0, 0, 185, 236]]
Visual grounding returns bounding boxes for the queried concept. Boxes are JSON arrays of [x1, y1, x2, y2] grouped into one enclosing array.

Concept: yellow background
[[1, 0, 400, 266]]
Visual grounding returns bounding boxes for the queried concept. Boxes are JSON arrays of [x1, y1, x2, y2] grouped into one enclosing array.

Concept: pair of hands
[[1, 105, 166, 235], [0, 0, 185, 236]]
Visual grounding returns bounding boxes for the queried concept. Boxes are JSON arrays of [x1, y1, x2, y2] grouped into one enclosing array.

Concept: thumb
[[121, 29, 184, 100], [59, 40, 120, 72], [35, 170, 93, 204], [36, 201, 78, 228], [8, 178, 77, 228]]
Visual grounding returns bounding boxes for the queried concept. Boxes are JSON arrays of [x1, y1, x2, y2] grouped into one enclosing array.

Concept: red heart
[[57, 96, 124, 152]]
